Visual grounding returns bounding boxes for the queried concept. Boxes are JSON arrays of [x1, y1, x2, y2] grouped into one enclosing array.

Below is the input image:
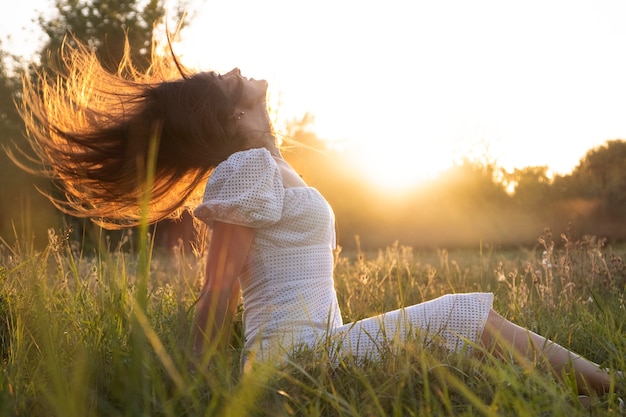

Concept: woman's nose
[[227, 68, 241, 76]]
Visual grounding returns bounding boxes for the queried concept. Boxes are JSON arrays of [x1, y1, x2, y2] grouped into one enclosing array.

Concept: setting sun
[[343, 140, 451, 192]]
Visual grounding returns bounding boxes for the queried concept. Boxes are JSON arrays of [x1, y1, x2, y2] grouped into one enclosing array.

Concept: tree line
[[1, 1, 625, 251], [285, 120, 626, 249]]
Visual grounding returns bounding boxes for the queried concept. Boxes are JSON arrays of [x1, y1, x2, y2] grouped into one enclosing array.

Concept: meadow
[[1, 226, 625, 417]]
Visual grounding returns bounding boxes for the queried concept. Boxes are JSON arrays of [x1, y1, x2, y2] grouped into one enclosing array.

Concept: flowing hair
[[13, 36, 246, 228]]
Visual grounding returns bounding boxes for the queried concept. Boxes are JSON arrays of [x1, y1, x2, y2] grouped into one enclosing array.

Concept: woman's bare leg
[[481, 309, 616, 395]]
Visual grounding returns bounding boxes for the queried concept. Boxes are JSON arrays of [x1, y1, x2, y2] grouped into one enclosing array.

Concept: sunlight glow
[[350, 144, 451, 191], [4, 0, 626, 190], [172, 0, 626, 189]]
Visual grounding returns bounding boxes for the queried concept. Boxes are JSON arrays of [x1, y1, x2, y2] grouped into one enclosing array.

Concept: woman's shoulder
[[210, 147, 278, 185], [194, 147, 284, 227], [208, 148, 280, 186], [209, 147, 275, 181], [222, 147, 274, 168]]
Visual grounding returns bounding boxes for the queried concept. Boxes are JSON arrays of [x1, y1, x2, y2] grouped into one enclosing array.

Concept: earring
[[234, 111, 244, 120]]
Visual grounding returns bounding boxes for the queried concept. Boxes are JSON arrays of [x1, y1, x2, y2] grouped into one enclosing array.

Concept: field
[[1, 227, 625, 416]]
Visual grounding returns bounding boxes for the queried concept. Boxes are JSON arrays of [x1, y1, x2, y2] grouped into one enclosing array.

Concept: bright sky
[[3, 0, 626, 189]]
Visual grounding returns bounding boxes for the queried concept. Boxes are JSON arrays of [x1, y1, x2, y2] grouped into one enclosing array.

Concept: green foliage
[[0, 42, 61, 247], [1, 229, 625, 416], [569, 140, 626, 218], [39, 0, 175, 73], [505, 166, 552, 208]]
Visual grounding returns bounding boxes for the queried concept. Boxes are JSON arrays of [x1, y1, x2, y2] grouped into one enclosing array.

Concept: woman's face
[[215, 68, 275, 148], [218, 68, 268, 110]]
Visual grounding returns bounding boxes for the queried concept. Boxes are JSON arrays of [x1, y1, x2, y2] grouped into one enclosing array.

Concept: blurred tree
[[570, 139, 626, 219], [0, 48, 20, 143], [39, 0, 178, 73], [436, 158, 509, 208], [0, 47, 22, 233], [506, 166, 552, 208], [0, 45, 59, 244]]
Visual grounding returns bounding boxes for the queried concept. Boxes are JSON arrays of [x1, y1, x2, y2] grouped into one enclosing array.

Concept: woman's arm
[[192, 221, 255, 360]]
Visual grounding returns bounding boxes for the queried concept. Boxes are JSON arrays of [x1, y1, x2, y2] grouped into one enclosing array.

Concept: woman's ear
[[231, 110, 245, 121]]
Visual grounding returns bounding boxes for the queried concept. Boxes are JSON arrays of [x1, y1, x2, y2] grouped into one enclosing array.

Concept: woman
[[16, 39, 617, 398]]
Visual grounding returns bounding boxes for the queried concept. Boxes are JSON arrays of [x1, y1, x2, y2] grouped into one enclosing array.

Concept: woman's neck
[[260, 136, 281, 158]]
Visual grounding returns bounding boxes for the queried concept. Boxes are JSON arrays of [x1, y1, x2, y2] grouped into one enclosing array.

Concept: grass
[[0, 227, 625, 416]]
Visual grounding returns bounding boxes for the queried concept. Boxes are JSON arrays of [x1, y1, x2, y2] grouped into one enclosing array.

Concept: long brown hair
[[14, 37, 246, 228]]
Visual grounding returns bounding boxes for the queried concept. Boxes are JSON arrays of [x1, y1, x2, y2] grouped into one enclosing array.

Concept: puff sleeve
[[193, 148, 284, 228]]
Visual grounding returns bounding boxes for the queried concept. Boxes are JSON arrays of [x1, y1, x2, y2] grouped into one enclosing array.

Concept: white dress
[[194, 148, 493, 362]]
